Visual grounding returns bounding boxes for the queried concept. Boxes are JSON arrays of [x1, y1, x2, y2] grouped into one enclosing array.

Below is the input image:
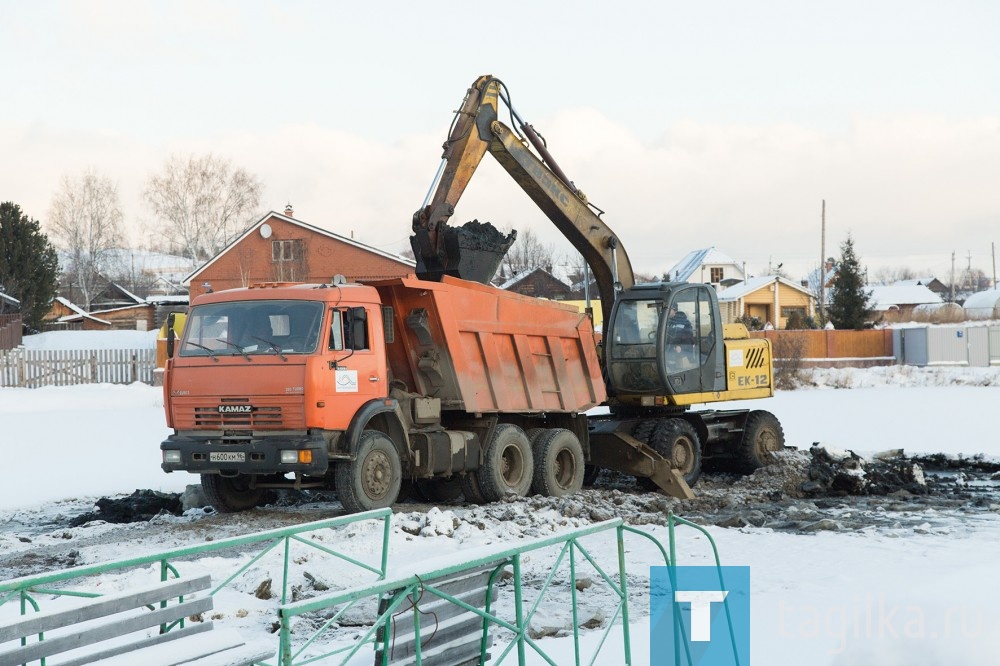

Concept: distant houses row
[[7, 208, 999, 335]]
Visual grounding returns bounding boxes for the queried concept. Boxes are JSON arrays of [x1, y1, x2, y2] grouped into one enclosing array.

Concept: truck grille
[[172, 397, 306, 429], [193, 405, 283, 428]]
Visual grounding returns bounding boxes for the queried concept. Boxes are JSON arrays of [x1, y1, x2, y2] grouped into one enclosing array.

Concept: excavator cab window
[[606, 284, 723, 396]]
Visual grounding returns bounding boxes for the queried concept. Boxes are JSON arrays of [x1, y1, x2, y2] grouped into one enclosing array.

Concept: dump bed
[[374, 275, 605, 414]]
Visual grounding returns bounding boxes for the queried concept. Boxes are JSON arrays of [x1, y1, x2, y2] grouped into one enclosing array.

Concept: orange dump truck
[[161, 275, 605, 513]]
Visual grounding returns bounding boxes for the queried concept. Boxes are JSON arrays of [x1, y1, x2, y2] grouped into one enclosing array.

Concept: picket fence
[[0, 348, 157, 387]]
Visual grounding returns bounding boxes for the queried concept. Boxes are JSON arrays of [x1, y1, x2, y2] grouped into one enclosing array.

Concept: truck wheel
[[531, 429, 585, 497], [416, 477, 465, 503], [735, 410, 785, 473], [201, 474, 267, 513], [477, 424, 534, 502], [335, 431, 402, 513]]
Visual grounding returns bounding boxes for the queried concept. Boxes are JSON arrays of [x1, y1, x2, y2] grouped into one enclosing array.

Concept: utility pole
[[819, 200, 826, 324], [950, 251, 955, 302], [992, 242, 997, 289]]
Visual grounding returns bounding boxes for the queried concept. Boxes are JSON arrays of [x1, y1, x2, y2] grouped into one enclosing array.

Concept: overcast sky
[[2, 0, 998, 281]]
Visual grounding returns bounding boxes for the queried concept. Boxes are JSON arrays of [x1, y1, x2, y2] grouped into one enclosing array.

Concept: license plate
[[209, 451, 246, 463]]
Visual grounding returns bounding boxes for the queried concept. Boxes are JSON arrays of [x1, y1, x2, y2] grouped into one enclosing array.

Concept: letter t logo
[[674, 591, 729, 641]]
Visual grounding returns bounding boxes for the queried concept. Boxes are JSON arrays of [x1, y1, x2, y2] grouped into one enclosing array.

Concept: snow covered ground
[[2, 362, 1000, 664]]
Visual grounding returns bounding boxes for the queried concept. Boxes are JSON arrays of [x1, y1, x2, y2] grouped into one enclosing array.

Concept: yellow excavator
[[410, 75, 784, 497]]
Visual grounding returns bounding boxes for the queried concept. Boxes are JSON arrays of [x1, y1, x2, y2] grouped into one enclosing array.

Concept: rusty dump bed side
[[374, 275, 606, 414]]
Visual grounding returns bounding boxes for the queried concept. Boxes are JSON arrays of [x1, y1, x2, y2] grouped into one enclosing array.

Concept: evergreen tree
[[827, 234, 873, 330], [0, 202, 60, 332]]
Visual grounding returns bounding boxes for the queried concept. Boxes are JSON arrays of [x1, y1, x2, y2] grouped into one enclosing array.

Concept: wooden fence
[[750, 329, 894, 366], [0, 314, 21, 350], [0, 348, 157, 387]]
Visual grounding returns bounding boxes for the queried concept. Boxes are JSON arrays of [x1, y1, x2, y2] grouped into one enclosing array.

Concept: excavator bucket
[[411, 219, 516, 285]]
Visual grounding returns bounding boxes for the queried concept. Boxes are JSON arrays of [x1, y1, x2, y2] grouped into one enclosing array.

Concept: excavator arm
[[412, 75, 634, 332]]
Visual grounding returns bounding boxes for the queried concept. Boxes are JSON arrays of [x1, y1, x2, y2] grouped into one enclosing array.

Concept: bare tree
[[500, 227, 553, 279], [47, 169, 126, 309], [143, 154, 263, 262], [871, 265, 918, 285]]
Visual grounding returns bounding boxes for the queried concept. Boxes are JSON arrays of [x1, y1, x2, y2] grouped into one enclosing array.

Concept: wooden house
[[666, 248, 745, 289], [718, 276, 816, 329]]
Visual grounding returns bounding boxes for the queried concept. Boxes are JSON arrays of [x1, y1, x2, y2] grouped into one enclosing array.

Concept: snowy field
[[2, 359, 1000, 664]]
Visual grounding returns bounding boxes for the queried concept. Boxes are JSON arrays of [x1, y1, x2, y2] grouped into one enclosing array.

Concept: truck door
[[321, 305, 388, 430]]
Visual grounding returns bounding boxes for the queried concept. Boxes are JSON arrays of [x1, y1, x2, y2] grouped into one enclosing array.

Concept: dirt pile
[[68, 489, 183, 527]]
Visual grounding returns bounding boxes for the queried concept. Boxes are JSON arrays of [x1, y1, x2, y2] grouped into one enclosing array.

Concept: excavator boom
[[411, 75, 633, 332]]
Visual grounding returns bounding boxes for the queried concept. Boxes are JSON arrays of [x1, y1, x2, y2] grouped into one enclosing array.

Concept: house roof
[[666, 248, 740, 283], [55, 296, 89, 317], [893, 277, 940, 287], [717, 275, 813, 301], [499, 267, 570, 291], [183, 211, 416, 286], [868, 284, 942, 311]]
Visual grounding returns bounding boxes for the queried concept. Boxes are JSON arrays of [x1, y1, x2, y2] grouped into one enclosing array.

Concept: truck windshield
[[179, 300, 324, 357]]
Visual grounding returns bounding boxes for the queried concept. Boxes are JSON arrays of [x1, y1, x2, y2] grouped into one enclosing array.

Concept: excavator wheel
[[735, 410, 785, 473], [636, 418, 703, 490]]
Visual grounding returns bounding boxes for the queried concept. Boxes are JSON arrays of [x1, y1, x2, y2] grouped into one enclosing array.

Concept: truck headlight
[[163, 450, 182, 463], [280, 450, 313, 464]]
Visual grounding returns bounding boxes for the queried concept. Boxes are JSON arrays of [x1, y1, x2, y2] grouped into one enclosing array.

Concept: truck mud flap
[[587, 421, 695, 500]]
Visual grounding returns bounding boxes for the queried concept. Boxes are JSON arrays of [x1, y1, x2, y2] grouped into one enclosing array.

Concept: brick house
[[183, 210, 415, 301]]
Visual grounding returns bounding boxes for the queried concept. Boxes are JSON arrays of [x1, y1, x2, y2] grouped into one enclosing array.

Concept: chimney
[[284, 203, 294, 217]]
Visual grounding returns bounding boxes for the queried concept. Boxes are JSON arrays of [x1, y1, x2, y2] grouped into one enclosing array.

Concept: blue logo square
[[650, 566, 751, 665]]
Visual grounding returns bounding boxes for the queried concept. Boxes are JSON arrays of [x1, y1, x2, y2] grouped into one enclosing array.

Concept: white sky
[[2, 0, 998, 281]]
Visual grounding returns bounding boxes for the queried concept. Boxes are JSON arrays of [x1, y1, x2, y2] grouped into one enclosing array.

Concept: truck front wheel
[[477, 424, 534, 502], [201, 474, 267, 513], [335, 431, 402, 513]]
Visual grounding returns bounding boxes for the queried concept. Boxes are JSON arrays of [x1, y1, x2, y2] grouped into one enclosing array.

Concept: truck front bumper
[[160, 431, 329, 476]]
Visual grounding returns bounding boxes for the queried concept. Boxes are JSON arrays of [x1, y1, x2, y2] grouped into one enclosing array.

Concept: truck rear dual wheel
[[201, 473, 269, 513], [335, 431, 402, 514], [531, 429, 585, 497], [735, 410, 785, 473], [477, 424, 534, 502]]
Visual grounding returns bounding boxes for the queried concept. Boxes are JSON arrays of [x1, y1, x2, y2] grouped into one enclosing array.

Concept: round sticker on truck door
[[335, 369, 359, 392]]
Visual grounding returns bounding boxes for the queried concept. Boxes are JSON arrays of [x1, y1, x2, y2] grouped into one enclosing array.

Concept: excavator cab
[[605, 283, 726, 399]]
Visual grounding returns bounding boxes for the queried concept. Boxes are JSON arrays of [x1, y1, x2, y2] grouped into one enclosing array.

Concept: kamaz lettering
[[218, 405, 254, 414]]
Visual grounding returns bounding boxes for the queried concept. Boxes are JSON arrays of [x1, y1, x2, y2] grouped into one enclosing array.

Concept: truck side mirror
[[166, 313, 176, 358]]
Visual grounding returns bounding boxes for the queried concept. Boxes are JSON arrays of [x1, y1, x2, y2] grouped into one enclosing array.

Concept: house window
[[272, 239, 303, 262], [710, 267, 724, 283], [781, 307, 807, 318]]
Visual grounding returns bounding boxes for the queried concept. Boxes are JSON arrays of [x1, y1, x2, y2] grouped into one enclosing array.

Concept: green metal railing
[[2, 507, 740, 666], [273, 518, 669, 666], [1, 509, 392, 661]]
